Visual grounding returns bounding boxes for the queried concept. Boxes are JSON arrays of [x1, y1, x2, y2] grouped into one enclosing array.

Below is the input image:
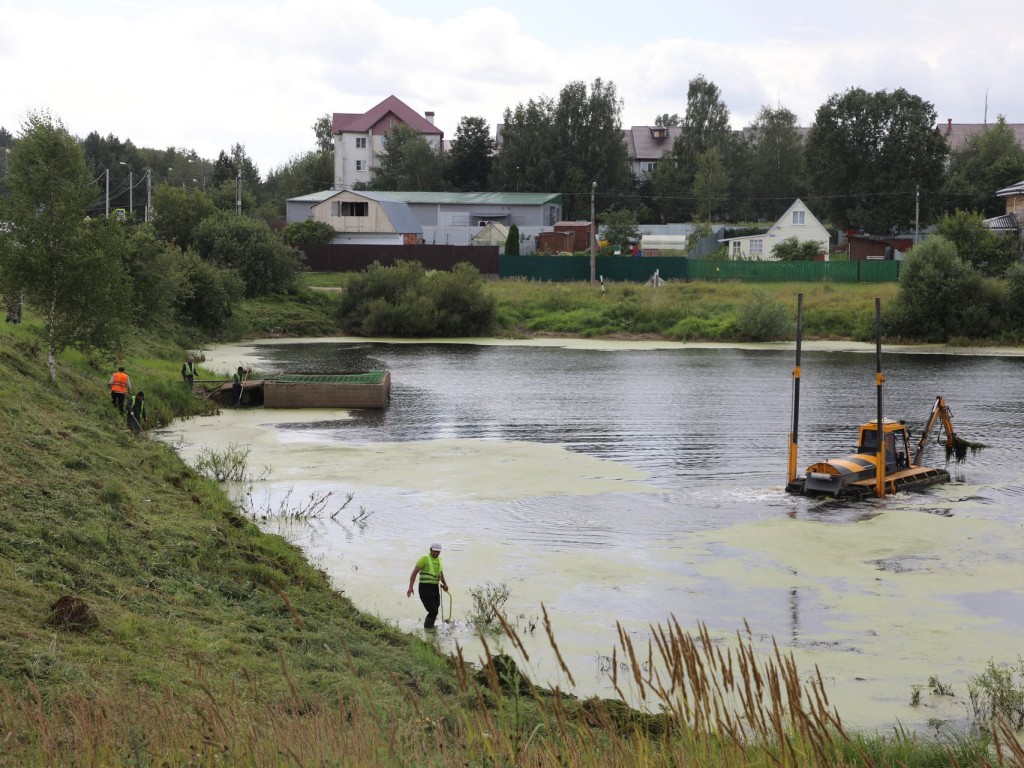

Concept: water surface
[[162, 338, 1024, 733]]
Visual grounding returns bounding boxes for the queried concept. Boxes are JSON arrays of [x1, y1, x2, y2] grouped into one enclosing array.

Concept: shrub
[[731, 290, 791, 341], [1006, 261, 1024, 332], [936, 209, 1020, 277], [886, 235, 1002, 342], [772, 236, 824, 261], [176, 250, 246, 332], [280, 219, 336, 246], [968, 658, 1024, 729], [467, 581, 511, 629], [504, 223, 520, 256], [194, 443, 252, 483], [192, 212, 303, 297], [338, 260, 496, 337]]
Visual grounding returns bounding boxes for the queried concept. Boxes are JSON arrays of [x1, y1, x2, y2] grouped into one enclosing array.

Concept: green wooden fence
[[499, 256, 900, 283]]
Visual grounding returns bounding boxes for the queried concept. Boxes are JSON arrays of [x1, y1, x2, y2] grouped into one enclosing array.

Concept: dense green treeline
[[5, 76, 1024, 237], [3, 110, 1023, 388]]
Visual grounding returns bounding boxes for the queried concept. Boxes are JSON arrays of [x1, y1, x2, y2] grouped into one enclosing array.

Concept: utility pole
[[590, 181, 597, 284], [914, 186, 920, 247], [145, 170, 152, 222], [236, 167, 242, 216], [119, 163, 134, 220], [105, 168, 110, 217]]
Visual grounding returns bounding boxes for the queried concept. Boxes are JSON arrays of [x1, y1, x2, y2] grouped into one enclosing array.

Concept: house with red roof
[[332, 96, 444, 190]]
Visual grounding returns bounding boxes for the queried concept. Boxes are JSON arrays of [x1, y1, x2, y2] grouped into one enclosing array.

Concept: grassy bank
[[1, 308, 1020, 765], [0, 316, 470, 762], [487, 279, 898, 341], [292, 272, 899, 342]]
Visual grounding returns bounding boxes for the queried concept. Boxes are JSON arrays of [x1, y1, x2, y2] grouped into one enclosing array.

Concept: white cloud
[[1, 0, 1021, 174]]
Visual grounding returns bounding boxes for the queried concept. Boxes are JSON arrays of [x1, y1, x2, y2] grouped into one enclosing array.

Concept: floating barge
[[208, 371, 391, 409]]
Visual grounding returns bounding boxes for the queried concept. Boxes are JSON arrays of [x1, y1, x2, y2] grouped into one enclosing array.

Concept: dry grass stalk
[[270, 579, 306, 630], [541, 602, 575, 687], [3, 619, 1023, 766]]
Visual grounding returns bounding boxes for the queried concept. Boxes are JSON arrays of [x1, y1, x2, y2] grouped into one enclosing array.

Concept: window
[[341, 201, 368, 217], [355, 137, 367, 149], [732, 241, 741, 256], [645, 162, 658, 173], [355, 160, 364, 171], [792, 210, 805, 225], [750, 239, 763, 255]]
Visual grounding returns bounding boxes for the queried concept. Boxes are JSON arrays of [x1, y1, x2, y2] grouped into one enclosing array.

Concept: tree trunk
[[48, 297, 57, 382]]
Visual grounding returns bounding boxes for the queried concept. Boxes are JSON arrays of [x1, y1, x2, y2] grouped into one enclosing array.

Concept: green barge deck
[[208, 371, 391, 409]]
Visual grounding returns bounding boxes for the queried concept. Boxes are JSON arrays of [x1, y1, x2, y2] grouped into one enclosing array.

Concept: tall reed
[[0, 617, 1017, 767]]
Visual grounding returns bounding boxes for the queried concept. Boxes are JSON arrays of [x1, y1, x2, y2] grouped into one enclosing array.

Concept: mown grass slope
[[0, 317, 467, 756]]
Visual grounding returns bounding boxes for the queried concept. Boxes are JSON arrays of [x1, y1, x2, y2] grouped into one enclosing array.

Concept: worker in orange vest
[[109, 366, 132, 415]]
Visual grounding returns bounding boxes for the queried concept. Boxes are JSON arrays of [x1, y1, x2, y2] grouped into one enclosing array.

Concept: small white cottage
[[720, 199, 830, 260]]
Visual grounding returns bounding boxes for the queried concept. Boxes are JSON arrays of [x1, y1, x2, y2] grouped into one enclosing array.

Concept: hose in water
[[442, 588, 453, 623]]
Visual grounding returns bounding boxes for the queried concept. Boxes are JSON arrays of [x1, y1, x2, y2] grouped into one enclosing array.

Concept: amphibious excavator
[[784, 295, 982, 499]]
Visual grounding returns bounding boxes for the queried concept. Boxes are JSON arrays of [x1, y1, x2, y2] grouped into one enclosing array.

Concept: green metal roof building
[[286, 190, 563, 250]]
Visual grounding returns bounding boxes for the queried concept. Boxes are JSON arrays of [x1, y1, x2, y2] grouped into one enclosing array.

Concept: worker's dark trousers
[[111, 391, 126, 415], [418, 583, 441, 628]]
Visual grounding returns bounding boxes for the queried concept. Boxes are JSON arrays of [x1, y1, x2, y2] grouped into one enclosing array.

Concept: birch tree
[[0, 111, 131, 381]]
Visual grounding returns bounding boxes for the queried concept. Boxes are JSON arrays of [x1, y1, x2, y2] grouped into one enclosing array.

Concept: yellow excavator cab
[[856, 419, 912, 470]]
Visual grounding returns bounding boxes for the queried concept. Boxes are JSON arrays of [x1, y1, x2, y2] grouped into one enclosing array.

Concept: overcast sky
[[2, 0, 1019, 175]]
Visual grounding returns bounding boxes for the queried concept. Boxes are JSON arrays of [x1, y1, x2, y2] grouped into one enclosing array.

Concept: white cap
[[430, 543, 442, 552]]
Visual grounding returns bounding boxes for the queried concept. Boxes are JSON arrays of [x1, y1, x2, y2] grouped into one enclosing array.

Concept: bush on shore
[[338, 260, 496, 337]]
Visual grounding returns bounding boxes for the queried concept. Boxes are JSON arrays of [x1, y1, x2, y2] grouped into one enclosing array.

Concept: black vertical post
[[874, 297, 886, 498], [788, 293, 804, 484]]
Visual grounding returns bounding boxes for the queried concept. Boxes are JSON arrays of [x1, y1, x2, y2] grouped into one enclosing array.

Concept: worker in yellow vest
[[109, 367, 131, 415], [127, 391, 147, 433], [181, 355, 197, 389], [407, 543, 449, 629]]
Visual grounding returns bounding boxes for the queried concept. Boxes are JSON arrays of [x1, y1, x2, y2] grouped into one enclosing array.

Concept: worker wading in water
[[407, 543, 448, 629], [232, 366, 246, 407]]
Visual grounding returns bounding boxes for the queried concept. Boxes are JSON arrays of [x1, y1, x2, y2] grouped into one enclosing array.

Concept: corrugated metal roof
[[350, 191, 423, 234], [995, 180, 1024, 197], [369, 191, 562, 206], [288, 189, 565, 207], [984, 213, 1018, 230], [288, 190, 337, 203], [307, 191, 422, 235], [358, 193, 422, 234]]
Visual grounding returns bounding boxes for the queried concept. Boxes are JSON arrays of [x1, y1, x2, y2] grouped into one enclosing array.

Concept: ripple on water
[[168, 341, 1024, 734]]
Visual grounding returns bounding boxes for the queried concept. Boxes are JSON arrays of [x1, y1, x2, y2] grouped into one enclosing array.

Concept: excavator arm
[[911, 396, 956, 466]]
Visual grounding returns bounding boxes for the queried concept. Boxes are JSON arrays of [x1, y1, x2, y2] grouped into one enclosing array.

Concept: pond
[[160, 337, 1024, 734]]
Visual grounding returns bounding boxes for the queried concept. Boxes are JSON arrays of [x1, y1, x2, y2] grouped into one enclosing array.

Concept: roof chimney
[[425, 111, 435, 125], [946, 118, 952, 134]]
